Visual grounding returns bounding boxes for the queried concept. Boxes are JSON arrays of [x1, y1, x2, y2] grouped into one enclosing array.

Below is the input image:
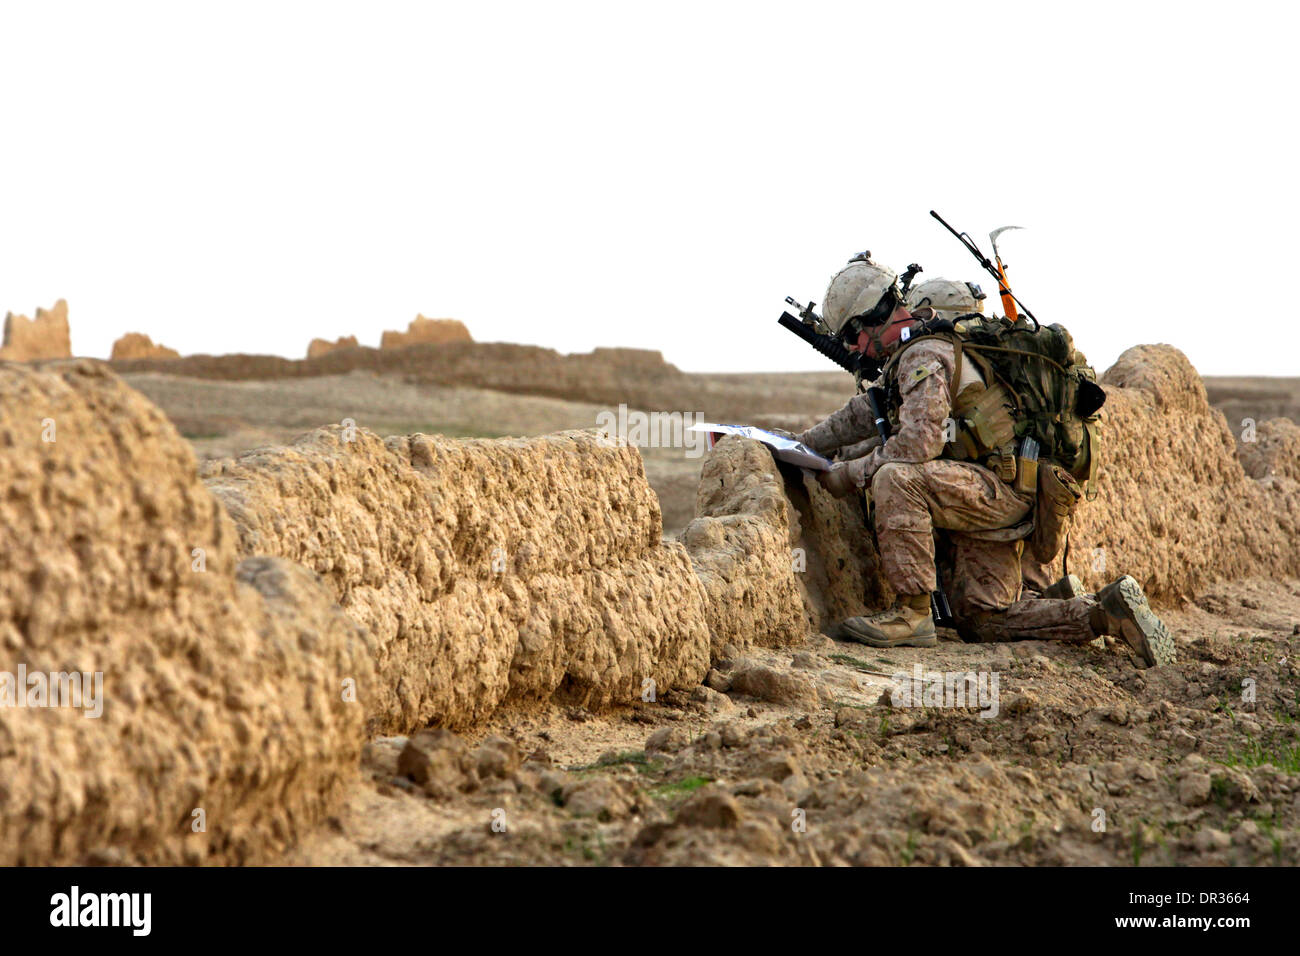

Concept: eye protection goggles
[[837, 290, 898, 347]]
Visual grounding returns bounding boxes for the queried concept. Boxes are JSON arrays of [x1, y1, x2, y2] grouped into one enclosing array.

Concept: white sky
[[2, 1, 1297, 375]]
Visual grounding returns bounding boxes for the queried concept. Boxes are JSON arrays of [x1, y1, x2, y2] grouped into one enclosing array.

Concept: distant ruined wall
[[108, 341, 839, 423], [110, 332, 179, 360], [202, 428, 714, 734], [2, 299, 72, 361], [0, 362, 373, 865], [1204, 377, 1300, 432], [380, 316, 473, 349], [307, 335, 360, 358]]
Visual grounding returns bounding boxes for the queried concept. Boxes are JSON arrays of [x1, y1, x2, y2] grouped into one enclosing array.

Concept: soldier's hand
[[817, 461, 858, 499]]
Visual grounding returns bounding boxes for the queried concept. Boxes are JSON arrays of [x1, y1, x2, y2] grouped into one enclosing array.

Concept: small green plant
[[569, 751, 654, 773], [1210, 774, 1233, 809], [900, 830, 919, 865], [829, 653, 893, 677], [1130, 820, 1146, 867], [563, 832, 608, 863], [1221, 736, 1300, 773], [1250, 815, 1285, 865], [649, 775, 712, 799], [1217, 694, 1236, 722]]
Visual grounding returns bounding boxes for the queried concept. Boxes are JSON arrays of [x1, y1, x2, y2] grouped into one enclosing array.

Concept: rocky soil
[[288, 576, 1300, 866]]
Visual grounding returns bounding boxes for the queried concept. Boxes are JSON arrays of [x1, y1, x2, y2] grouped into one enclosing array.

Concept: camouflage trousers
[[871, 460, 1097, 644]]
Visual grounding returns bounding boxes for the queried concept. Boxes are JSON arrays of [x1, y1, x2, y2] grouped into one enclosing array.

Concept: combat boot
[[838, 594, 937, 648], [1091, 576, 1176, 668], [1040, 574, 1086, 600]]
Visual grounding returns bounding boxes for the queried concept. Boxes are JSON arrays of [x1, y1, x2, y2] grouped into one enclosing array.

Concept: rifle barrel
[[777, 312, 861, 376]]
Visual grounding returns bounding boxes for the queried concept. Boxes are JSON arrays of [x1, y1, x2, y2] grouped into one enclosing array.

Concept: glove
[[817, 461, 859, 499], [765, 427, 798, 441]]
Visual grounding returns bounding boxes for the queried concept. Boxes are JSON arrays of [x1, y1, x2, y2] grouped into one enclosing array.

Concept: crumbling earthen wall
[[0, 361, 374, 865], [1237, 417, 1300, 483], [201, 428, 714, 734], [681, 436, 893, 639], [2, 299, 72, 361], [681, 437, 811, 653], [110, 331, 179, 360], [1066, 345, 1300, 599]]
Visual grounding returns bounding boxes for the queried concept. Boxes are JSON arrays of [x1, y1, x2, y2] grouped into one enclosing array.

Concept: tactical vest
[[880, 314, 1105, 498]]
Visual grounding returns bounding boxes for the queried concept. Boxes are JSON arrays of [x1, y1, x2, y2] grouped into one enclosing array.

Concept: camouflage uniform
[[802, 337, 1099, 644]]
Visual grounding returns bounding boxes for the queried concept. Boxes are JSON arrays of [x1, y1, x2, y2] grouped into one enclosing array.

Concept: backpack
[[885, 314, 1105, 497]]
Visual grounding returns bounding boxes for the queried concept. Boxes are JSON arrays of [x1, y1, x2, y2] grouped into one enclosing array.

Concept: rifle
[[778, 303, 860, 376], [777, 299, 885, 382], [865, 385, 956, 628], [929, 210, 1039, 329]]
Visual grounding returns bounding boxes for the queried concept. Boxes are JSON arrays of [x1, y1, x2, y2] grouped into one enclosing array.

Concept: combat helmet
[[905, 278, 986, 321], [822, 252, 899, 341]]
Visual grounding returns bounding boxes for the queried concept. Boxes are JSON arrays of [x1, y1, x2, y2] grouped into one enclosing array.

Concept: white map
[[687, 422, 834, 472]]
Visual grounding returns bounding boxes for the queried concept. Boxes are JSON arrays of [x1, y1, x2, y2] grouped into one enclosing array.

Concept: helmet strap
[[862, 313, 914, 359]]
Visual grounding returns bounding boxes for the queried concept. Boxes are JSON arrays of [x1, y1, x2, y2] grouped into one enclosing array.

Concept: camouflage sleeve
[[839, 434, 883, 460], [850, 341, 954, 483], [796, 392, 878, 456]]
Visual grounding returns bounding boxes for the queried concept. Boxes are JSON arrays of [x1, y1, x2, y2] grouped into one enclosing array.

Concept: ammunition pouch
[[1030, 463, 1082, 564], [945, 382, 1019, 481]]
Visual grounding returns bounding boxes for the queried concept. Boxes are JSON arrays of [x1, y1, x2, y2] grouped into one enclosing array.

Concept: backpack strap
[[885, 329, 965, 408]]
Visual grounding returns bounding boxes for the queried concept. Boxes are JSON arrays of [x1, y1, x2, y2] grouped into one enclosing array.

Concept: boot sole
[[1104, 576, 1176, 668], [838, 623, 938, 648]]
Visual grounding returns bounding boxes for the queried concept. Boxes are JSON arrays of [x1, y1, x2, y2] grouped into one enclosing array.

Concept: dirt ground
[[282, 576, 1300, 866]]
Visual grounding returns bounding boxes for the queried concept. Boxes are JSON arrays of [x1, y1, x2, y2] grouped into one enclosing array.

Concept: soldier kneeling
[[796, 252, 1175, 668]]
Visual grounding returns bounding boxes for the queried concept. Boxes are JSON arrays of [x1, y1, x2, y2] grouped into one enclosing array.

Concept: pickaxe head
[[989, 225, 1024, 260]]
